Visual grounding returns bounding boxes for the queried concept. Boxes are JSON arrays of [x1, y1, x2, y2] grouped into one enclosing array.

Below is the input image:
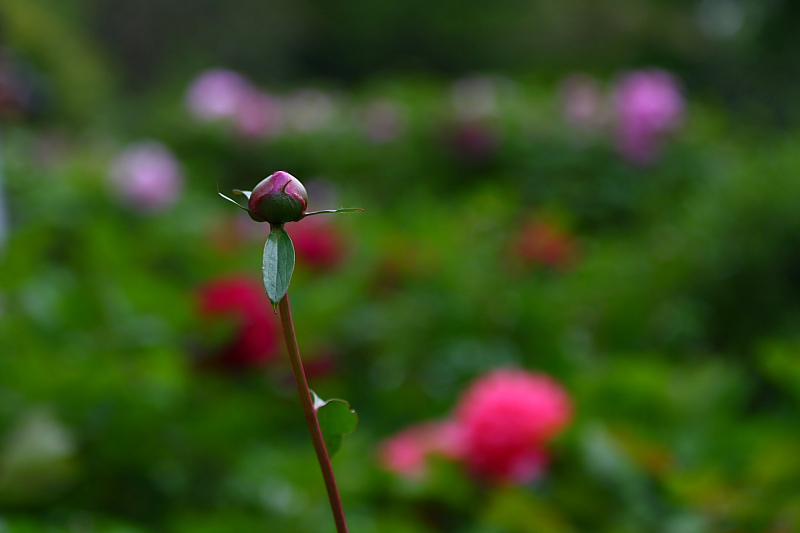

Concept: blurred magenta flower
[[512, 218, 578, 272], [196, 276, 282, 368], [287, 217, 348, 272], [379, 420, 465, 480], [446, 77, 504, 162], [454, 369, 572, 483], [559, 73, 604, 130], [446, 120, 500, 162], [613, 69, 685, 165], [185, 68, 251, 122], [109, 140, 183, 212]]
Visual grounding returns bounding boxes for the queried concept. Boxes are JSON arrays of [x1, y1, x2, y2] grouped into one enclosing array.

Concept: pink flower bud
[[247, 171, 308, 224]]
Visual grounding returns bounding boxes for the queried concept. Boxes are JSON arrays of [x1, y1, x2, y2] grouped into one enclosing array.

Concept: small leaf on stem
[[312, 391, 358, 457], [262, 226, 295, 308]]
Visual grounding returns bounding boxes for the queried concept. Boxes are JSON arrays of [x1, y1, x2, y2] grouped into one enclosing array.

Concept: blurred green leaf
[[483, 485, 574, 533], [759, 341, 800, 403]]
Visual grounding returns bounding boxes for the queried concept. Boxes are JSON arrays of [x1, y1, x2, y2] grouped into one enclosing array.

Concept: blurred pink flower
[[379, 420, 465, 480], [185, 69, 252, 122], [196, 275, 282, 368], [109, 141, 183, 212], [232, 88, 284, 139], [613, 69, 685, 165], [185, 68, 285, 139], [559, 73, 604, 130], [455, 369, 572, 483], [379, 369, 572, 485]]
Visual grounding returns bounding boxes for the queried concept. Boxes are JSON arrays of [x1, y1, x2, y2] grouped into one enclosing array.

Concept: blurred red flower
[[196, 276, 282, 368], [513, 218, 578, 271], [455, 369, 572, 483], [287, 218, 347, 272]]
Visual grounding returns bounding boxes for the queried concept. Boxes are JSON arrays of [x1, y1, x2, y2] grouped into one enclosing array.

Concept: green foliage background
[[1, 1, 800, 532]]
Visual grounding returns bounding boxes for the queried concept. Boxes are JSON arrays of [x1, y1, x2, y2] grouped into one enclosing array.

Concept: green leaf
[[312, 391, 358, 457], [262, 226, 295, 308]]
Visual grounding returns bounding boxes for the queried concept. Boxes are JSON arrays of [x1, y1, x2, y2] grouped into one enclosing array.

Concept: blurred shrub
[[4, 0, 789, 122], [1, 63, 800, 533]]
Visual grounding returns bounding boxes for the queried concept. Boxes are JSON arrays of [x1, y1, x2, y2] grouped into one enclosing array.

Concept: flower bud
[[247, 171, 308, 224]]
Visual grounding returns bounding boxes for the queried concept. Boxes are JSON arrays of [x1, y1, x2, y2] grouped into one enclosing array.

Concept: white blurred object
[[696, 0, 744, 40], [0, 409, 77, 502], [285, 89, 336, 132], [559, 73, 605, 130], [451, 76, 499, 121]]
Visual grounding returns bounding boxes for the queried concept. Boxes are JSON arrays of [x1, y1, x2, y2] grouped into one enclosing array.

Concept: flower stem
[[278, 293, 349, 533]]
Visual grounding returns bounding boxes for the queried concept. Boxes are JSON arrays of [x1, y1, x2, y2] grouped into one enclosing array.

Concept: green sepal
[[300, 207, 364, 219], [218, 185, 253, 214], [312, 391, 358, 457], [262, 225, 295, 308]]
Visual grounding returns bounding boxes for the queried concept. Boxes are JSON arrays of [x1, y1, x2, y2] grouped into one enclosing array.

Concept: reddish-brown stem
[[278, 293, 349, 533]]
